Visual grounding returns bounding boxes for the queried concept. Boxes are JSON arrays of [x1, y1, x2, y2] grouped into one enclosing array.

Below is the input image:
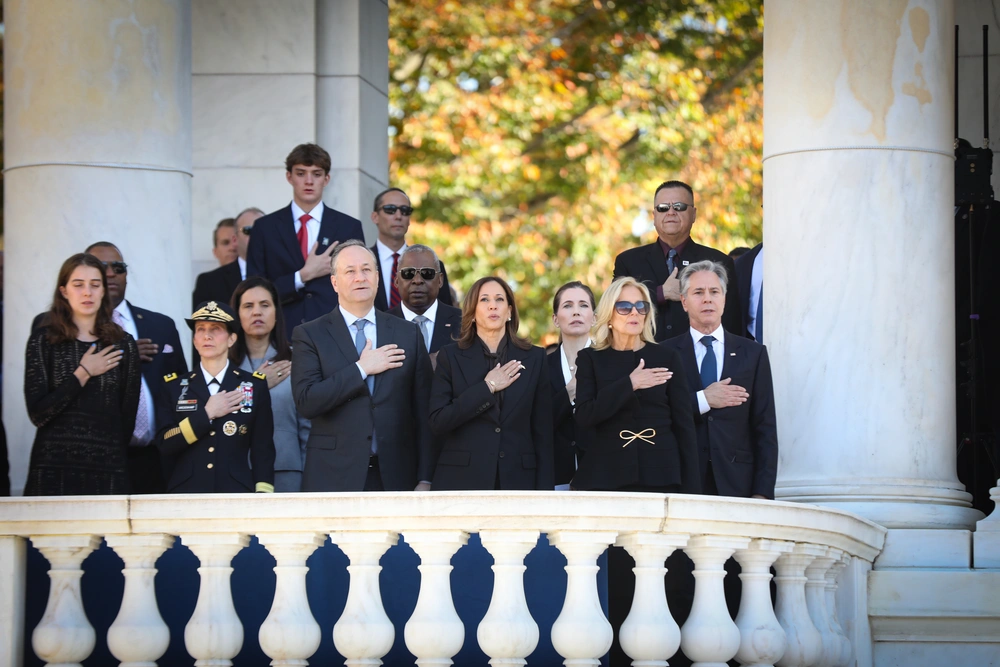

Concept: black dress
[[572, 342, 700, 492], [23, 330, 141, 495]]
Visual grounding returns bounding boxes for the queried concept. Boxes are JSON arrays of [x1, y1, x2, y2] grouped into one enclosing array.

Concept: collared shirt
[[375, 239, 407, 307], [655, 237, 690, 304], [291, 201, 324, 290], [113, 301, 157, 434], [238, 256, 247, 281], [340, 304, 378, 380], [691, 324, 725, 415], [201, 360, 231, 397], [559, 338, 592, 397], [399, 298, 438, 327], [748, 247, 763, 340]]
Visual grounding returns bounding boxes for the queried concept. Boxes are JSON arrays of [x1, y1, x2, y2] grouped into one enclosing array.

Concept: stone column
[[764, 0, 982, 534], [3, 0, 192, 495]]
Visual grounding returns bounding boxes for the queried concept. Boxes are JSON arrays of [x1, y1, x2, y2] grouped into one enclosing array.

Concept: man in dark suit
[[386, 245, 462, 363], [663, 260, 777, 499], [192, 207, 263, 309], [291, 240, 434, 492], [247, 143, 365, 337], [369, 187, 454, 311], [735, 242, 763, 342], [613, 180, 742, 341]]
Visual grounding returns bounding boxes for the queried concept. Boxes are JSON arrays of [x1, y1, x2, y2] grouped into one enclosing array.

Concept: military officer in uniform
[[155, 301, 275, 493]]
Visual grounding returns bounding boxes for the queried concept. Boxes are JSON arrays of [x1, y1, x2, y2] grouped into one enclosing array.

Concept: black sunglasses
[[240, 226, 252, 236], [100, 261, 128, 275], [654, 202, 692, 213], [614, 300, 650, 316], [379, 204, 413, 216], [398, 267, 438, 281]]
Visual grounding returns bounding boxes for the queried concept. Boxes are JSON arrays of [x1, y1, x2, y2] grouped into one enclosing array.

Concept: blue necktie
[[666, 248, 677, 274], [755, 286, 763, 343], [354, 319, 375, 394], [699, 335, 717, 390]]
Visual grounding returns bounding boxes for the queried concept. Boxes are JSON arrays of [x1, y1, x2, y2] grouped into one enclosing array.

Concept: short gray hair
[[400, 244, 441, 270], [679, 260, 728, 295], [330, 239, 377, 274]]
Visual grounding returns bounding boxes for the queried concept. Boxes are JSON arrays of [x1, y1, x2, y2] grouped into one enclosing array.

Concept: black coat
[[548, 346, 582, 487], [155, 366, 274, 493], [193, 260, 242, 311], [734, 242, 762, 340], [385, 303, 462, 354], [429, 342, 554, 490], [573, 343, 700, 492], [662, 333, 778, 498], [613, 239, 742, 341], [246, 204, 365, 337]]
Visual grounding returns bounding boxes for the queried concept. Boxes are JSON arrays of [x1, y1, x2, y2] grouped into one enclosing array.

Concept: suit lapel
[[326, 310, 361, 364], [316, 205, 341, 254], [372, 312, 395, 396], [676, 334, 701, 391], [642, 242, 670, 285], [500, 345, 532, 421], [721, 334, 742, 378], [220, 365, 244, 394], [371, 245, 389, 311], [276, 205, 303, 267], [431, 308, 457, 350]]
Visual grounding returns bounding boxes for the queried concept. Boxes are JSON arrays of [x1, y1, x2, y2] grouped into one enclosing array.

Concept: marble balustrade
[[0, 493, 885, 667]]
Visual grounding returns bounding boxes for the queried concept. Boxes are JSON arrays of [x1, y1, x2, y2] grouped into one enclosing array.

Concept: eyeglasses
[[614, 300, 650, 316], [654, 202, 692, 213], [240, 226, 252, 236], [379, 205, 413, 216], [101, 261, 128, 275], [398, 267, 438, 281]]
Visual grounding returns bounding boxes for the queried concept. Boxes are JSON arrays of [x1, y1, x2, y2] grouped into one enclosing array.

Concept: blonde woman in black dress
[[24, 253, 140, 495]]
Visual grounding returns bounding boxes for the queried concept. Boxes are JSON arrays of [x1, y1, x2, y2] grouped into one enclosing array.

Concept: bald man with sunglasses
[[613, 180, 742, 341]]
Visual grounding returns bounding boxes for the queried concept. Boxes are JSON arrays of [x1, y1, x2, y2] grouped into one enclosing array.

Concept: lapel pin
[[136, 313, 143, 319], [322, 237, 329, 245], [682, 260, 689, 266], [730, 352, 736, 356]]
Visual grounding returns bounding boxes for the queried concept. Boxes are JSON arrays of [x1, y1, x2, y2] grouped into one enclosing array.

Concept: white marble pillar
[[257, 532, 325, 667], [764, 0, 983, 532], [331, 531, 398, 667], [0, 536, 27, 667], [3, 0, 193, 495], [477, 530, 541, 667], [403, 530, 469, 666], [105, 534, 174, 667], [181, 533, 249, 667]]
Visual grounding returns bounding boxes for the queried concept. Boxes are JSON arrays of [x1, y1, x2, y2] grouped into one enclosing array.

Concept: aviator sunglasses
[[614, 300, 650, 316], [379, 204, 414, 216], [398, 267, 438, 281], [654, 202, 692, 213]]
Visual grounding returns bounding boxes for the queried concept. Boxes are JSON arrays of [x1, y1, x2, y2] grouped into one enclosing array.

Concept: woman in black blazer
[[429, 277, 553, 490], [573, 277, 700, 493], [548, 281, 596, 489]]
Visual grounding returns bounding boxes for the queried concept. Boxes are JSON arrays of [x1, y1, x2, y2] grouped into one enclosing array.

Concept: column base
[[875, 529, 972, 569]]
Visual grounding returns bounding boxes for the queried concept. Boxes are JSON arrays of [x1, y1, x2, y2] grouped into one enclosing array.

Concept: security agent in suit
[[613, 180, 742, 341], [193, 208, 264, 309], [247, 143, 365, 338], [734, 242, 763, 342], [291, 240, 434, 492], [662, 260, 777, 499], [368, 188, 454, 311], [385, 244, 462, 362], [155, 301, 275, 494]]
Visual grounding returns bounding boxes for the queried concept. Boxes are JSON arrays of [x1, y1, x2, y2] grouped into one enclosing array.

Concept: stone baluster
[[257, 533, 325, 667], [825, 555, 852, 667], [105, 534, 174, 667], [733, 539, 793, 667], [403, 530, 469, 666], [331, 531, 398, 667], [680, 535, 750, 667], [30, 535, 102, 667], [477, 530, 541, 667], [614, 532, 689, 667], [180, 533, 250, 667], [804, 548, 839, 667], [549, 531, 617, 667], [774, 543, 826, 667]]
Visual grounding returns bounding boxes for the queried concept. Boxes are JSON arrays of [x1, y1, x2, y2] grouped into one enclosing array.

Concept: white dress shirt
[[748, 247, 763, 339], [113, 301, 157, 437], [291, 201, 323, 290], [340, 305, 378, 380], [400, 299, 438, 350], [201, 360, 231, 397], [559, 338, 592, 393], [691, 324, 725, 415], [238, 256, 247, 281], [375, 239, 407, 306]]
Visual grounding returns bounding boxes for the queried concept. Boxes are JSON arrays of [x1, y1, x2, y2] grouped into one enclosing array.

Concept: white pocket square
[[163, 344, 174, 353]]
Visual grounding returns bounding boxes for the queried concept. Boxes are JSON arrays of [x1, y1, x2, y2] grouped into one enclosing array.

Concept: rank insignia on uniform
[[239, 381, 254, 413], [164, 373, 178, 382], [223, 420, 237, 436], [253, 371, 267, 380], [239, 424, 249, 435]]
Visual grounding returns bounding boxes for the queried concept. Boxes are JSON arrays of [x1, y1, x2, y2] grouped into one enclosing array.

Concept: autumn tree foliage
[[389, 0, 763, 340]]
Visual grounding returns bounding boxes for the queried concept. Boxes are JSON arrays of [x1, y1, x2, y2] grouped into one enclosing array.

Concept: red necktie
[[297, 214, 311, 261], [389, 252, 401, 308]]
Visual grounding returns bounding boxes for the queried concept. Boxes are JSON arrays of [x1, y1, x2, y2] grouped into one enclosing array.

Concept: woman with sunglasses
[[572, 276, 699, 493], [429, 276, 553, 490], [548, 281, 596, 490], [231, 276, 309, 492], [23, 253, 141, 495]]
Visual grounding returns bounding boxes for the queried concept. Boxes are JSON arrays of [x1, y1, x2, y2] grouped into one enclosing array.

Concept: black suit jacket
[[386, 303, 462, 354], [548, 347, 583, 487], [572, 344, 700, 492], [371, 244, 455, 311], [663, 333, 778, 499], [613, 239, 742, 341], [292, 308, 434, 491], [429, 342, 553, 490], [247, 204, 365, 337], [193, 260, 242, 310], [155, 366, 274, 493], [734, 242, 762, 341]]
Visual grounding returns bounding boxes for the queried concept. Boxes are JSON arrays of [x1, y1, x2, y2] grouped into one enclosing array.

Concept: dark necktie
[[354, 319, 375, 394], [755, 286, 764, 343], [699, 335, 717, 390], [208, 378, 221, 396], [666, 248, 677, 275], [389, 252, 401, 308]]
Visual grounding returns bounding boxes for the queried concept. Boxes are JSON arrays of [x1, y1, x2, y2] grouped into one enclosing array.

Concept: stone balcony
[[0, 492, 886, 667]]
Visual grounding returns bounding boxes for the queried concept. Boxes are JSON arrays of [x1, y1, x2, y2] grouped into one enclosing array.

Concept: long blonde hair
[[591, 277, 657, 350]]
